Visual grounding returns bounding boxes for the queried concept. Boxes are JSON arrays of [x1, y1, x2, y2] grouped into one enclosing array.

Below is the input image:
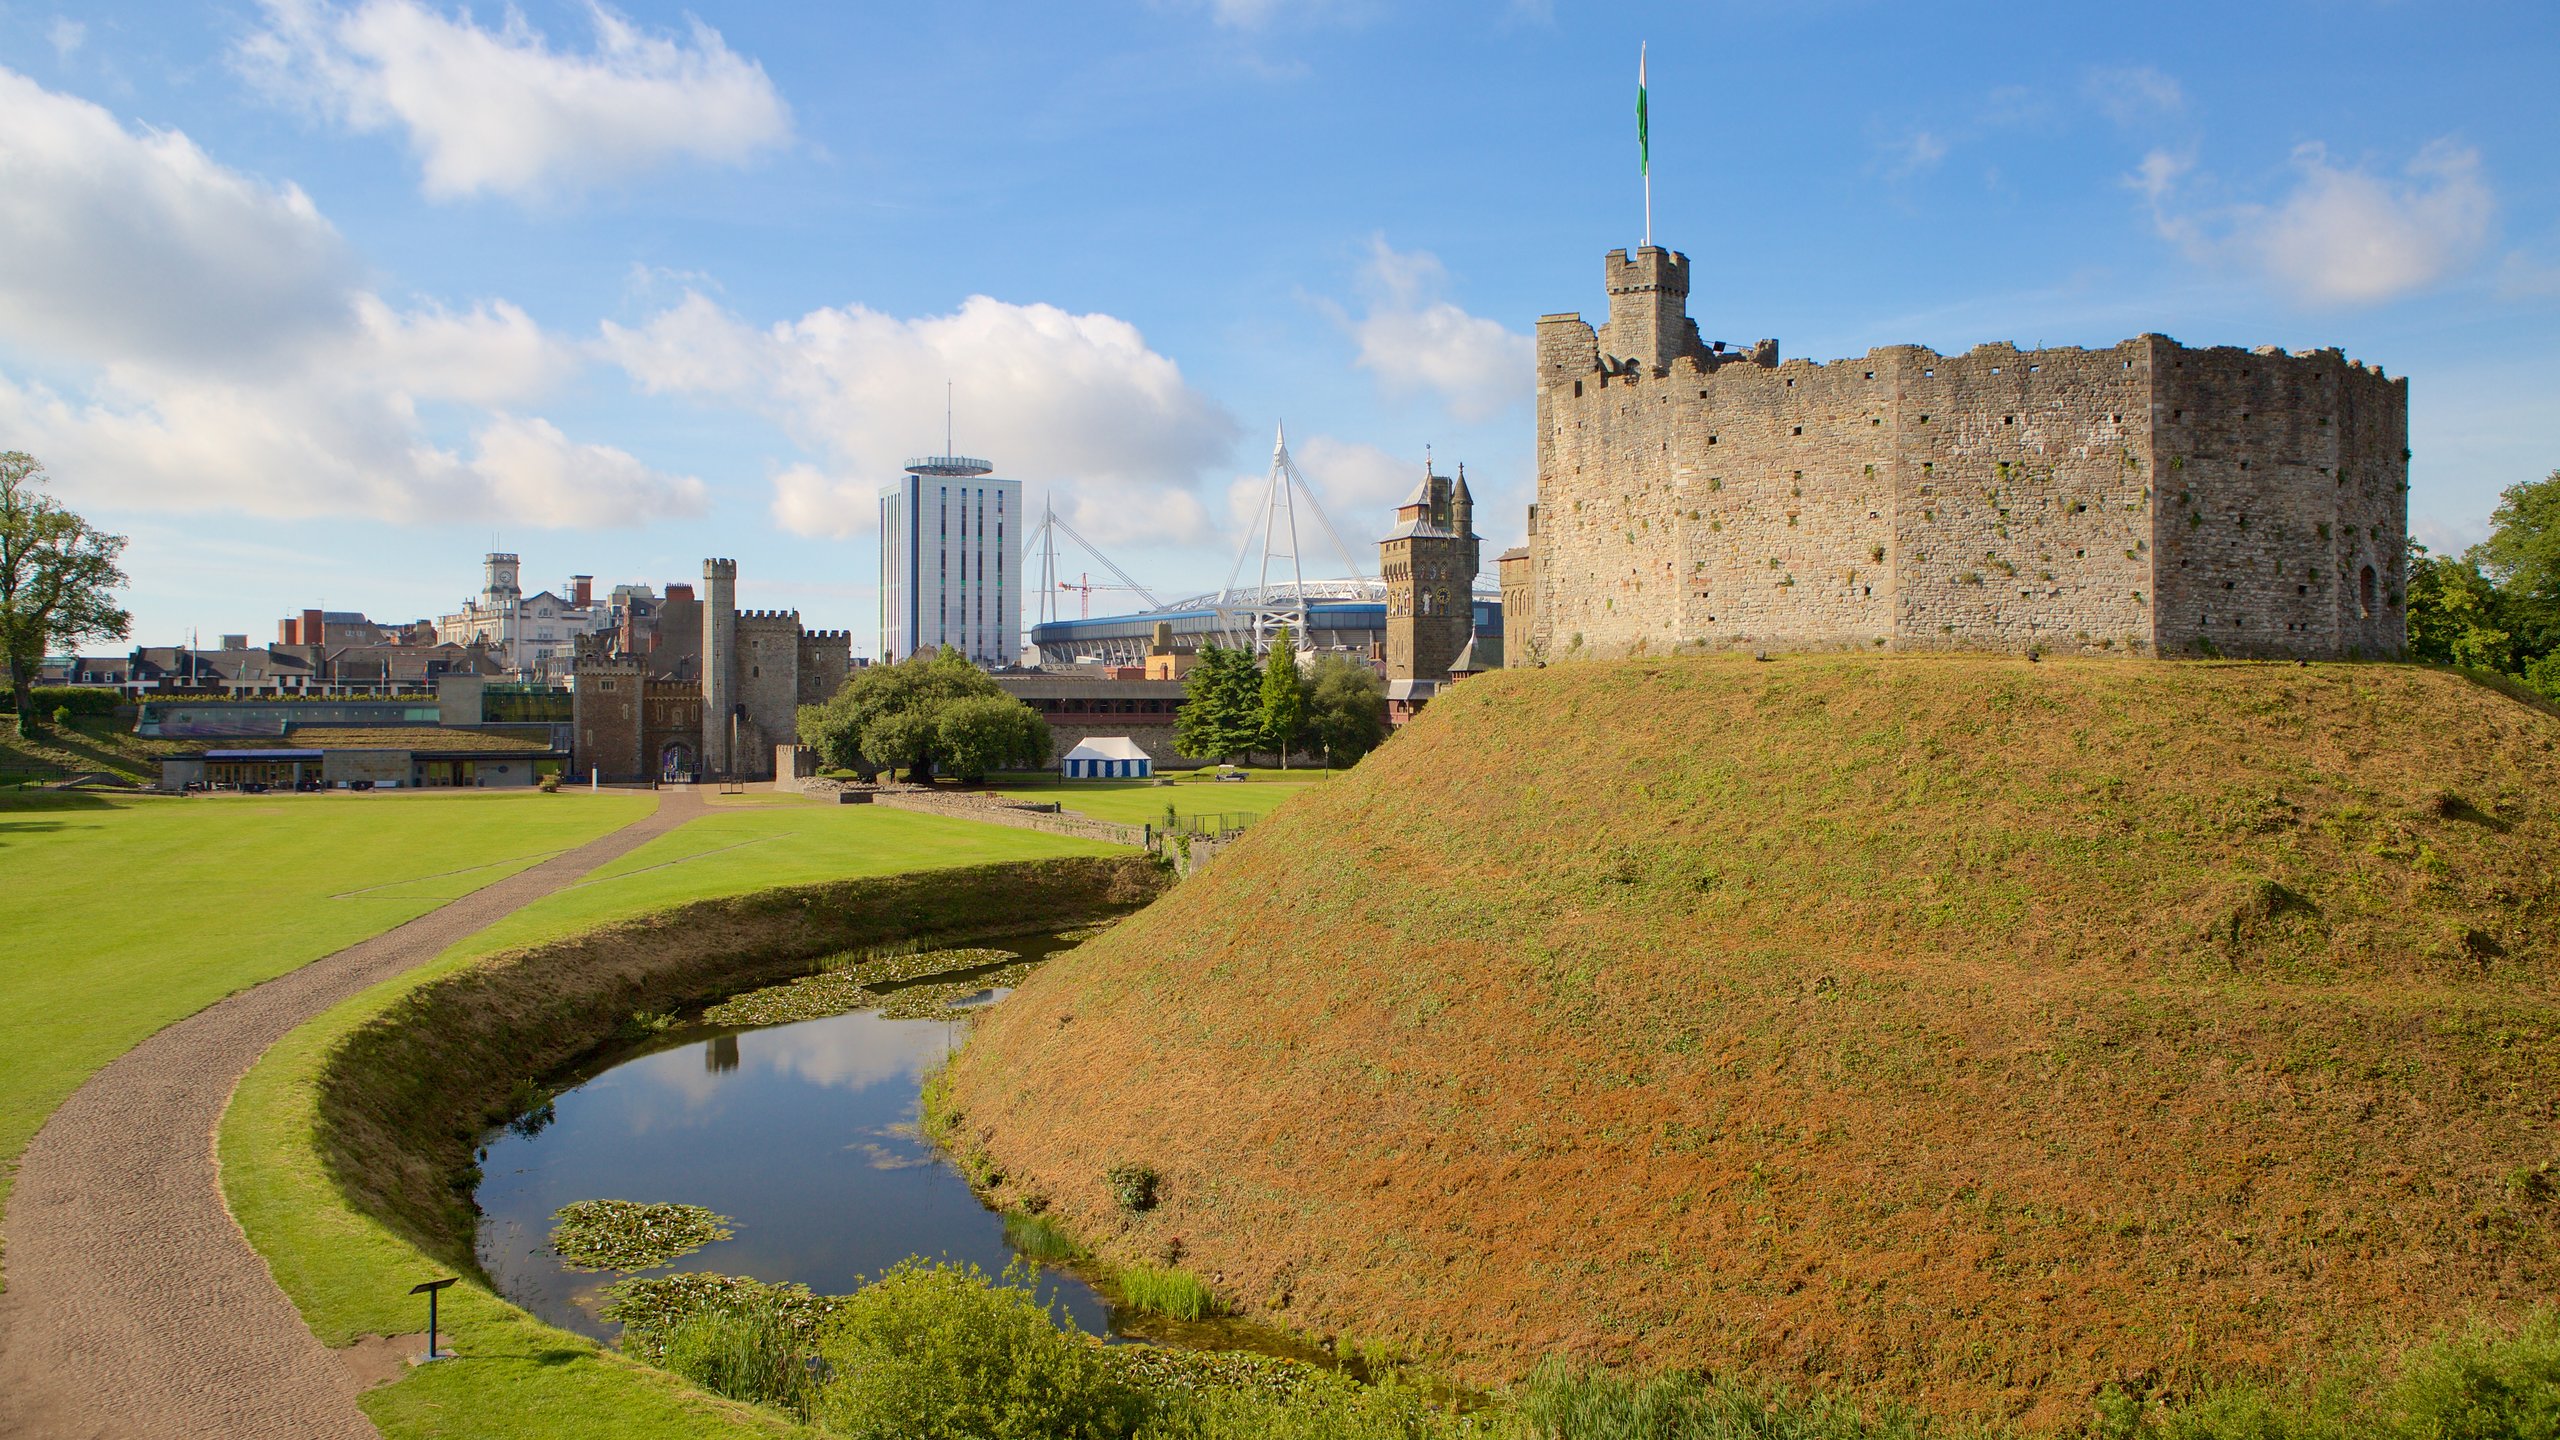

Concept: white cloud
[[239, 0, 792, 202], [1882, 129, 1948, 180], [2086, 65, 2185, 126], [1339, 236, 1532, 423], [0, 66, 701, 529], [0, 67, 353, 371], [2136, 139, 2495, 306], [602, 292, 1237, 547], [47, 18, 86, 58]]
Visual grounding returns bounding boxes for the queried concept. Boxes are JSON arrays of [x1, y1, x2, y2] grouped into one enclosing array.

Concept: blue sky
[[3, 0, 2554, 653]]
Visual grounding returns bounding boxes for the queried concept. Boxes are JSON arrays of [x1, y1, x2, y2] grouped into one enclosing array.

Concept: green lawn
[[989, 769, 1330, 828], [449, 805, 1130, 962], [0, 789, 652, 1268]]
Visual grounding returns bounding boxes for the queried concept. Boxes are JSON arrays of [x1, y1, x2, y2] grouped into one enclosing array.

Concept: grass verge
[[0, 787, 649, 1279]]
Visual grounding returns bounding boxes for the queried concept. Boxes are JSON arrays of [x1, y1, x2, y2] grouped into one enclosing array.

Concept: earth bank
[[941, 655, 2560, 1427]]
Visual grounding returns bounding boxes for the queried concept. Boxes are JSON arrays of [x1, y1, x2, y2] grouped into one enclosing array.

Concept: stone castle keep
[[571, 558, 851, 782], [1506, 246, 2411, 662]]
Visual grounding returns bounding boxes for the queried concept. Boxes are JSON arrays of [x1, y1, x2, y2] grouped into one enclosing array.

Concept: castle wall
[[1528, 248, 2409, 662], [570, 662, 645, 781], [2150, 346, 2409, 657], [1885, 341, 2156, 654], [797, 631, 852, 706], [701, 560, 738, 775], [644, 679, 703, 778], [730, 612, 804, 783]]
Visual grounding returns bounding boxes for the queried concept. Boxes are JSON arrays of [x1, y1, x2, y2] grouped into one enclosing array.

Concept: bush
[[51, 706, 71, 728], [537, 773, 561, 793], [1117, 1265, 1219, 1322], [659, 1299, 817, 1420], [813, 1259, 1144, 1440], [1139, 1371, 1457, 1440], [1500, 1363, 1933, 1440], [0, 686, 118, 717], [1107, 1162, 1159, 1212]]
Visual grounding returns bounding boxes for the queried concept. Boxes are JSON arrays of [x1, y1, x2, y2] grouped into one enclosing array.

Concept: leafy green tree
[[934, 694, 1051, 782], [1258, 627, 1307, 767], [1173, 643, 1260, 763], [2406, 542, 2519, 672], [1303, 654, 1388, 766], [1, 453, 129, 737], [2471, 469, 2560, 657], [796, 646, 1046, 782]]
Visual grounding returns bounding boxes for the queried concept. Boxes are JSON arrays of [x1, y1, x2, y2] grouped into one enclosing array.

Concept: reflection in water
[[475, 943, 1110, 1343]]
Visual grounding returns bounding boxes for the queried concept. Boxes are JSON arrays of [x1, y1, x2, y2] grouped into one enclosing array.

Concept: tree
[[2406, 542, 2519, 672], [2471, 470, 2560, 658], [797, 646, 1046, 782], [1258, 627, 1306, 768], [935, 694, 1052, 783], [1302, 654, 1387, 767], [1, 454, 129, 737], [1173, 643, 1260, 763]]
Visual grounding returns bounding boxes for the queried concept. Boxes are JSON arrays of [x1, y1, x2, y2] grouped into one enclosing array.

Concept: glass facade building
[[879, 460, 1021, 666]]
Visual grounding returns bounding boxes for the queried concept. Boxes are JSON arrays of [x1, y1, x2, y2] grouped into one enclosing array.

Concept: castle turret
[[1602, 246, 1697, 374], [701, 558, 737, 777]]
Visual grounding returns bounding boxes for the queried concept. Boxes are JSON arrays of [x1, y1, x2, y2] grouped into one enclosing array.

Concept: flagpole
[[1639, 42, 1651, 247]]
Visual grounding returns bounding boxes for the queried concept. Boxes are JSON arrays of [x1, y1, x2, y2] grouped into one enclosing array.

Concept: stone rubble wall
[[1528, 252, 2410, 662]]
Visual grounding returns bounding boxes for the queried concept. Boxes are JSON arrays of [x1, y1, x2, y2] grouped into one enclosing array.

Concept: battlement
[[704, 557, 738, 577], [1523, 244, 2410, 665], [737, 609, 802, 624], [799, 629, 851, 643], [1604, 246, 1689, 297]]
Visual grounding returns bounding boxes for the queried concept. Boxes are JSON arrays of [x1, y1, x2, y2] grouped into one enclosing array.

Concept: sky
[[3, 0, 2555, 656]]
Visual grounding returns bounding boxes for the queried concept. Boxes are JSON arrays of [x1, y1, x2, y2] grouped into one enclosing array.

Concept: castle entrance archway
[[659, 741, 696, 781]]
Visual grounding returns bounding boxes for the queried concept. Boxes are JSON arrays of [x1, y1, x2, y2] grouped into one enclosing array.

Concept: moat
[[474, 937, 1111, 1342]]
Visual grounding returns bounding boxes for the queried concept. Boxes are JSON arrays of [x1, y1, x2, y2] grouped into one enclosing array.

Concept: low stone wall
[[313, 855, 1169, 1270], [869, 788, 1150, 848]]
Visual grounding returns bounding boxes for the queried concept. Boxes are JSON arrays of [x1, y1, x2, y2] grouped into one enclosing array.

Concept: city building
[[437, 553, 610, 678], [1516, 244, 2410, 663], [570, 558, 853, 783], [880, 456, 1021, 666], [1027, 583, 1501, 670]]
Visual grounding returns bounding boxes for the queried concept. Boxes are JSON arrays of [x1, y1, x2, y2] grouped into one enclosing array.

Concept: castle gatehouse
[[1508, 246, 2410, 662]]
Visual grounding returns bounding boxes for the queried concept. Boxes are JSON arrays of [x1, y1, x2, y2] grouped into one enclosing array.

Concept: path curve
[[0, 788, 707, 1440]]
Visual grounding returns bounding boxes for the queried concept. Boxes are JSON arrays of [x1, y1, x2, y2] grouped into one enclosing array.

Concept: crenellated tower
[[701, 558, 738, 776]]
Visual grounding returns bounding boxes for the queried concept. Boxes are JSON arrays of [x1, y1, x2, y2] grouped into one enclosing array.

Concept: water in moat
[[474, 934, 1117, 1343]]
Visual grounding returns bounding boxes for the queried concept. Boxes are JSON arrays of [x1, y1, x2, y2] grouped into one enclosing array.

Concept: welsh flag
[[1637, 44, 1649, 177]]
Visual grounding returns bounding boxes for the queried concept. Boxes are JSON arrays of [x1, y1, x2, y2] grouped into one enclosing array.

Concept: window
[[2359, 566, 2377, 619]]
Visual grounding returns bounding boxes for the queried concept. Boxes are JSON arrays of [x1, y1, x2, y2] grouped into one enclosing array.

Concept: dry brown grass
[[941, 655, 2560, 1429], [315, 855, 1168, 1271]]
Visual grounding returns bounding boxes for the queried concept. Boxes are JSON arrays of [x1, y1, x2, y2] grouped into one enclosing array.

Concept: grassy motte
[[0, 787, 648, 1269], [943, 655, 2560, 1427]]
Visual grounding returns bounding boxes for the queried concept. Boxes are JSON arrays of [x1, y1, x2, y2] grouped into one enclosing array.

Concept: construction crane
[[1057, 574, 1150, 619]]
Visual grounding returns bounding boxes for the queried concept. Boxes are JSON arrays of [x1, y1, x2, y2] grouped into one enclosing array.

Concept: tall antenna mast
[[945, 380, 953, 458]]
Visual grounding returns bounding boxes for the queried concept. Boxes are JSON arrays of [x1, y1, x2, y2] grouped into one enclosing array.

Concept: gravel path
[[0, 788, 705, 1440]]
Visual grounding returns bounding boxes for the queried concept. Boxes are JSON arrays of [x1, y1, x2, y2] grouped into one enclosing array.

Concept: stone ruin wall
[[1527, 253, 2409, 662], [2148, 344, 2409, 658]]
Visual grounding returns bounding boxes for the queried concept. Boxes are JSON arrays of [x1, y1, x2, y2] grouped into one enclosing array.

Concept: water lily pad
[[549, 1199, 734, 1271], [601, 1272, 840, 1359]]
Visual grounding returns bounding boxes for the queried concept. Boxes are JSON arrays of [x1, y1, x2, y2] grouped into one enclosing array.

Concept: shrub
[[1501, 1362, 1933, 1440], [813, 1259, 1144, 1440], [659, 1298, 817, 1420], [51, 706, 71, 728], [1107, 1162, 1159, 1212], [0, 686, 118, 717], [537, 773, 561, 793], [1117, 1265, 1219, 1322]]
